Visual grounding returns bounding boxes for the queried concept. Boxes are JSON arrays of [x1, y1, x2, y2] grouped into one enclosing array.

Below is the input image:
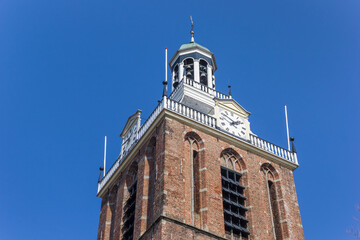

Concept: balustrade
[[170, 77, 230, 100], [98, 97, 298, 194], [249, 134, 298, 164]]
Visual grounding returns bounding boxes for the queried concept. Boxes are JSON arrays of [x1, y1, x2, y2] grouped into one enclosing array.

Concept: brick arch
[[99, 183, 118, 240], [220, 148, 246, 172], [122, 161, 138, 239], [261, 163, 287, 240], [260, 163, 279, 181], [261, 162, 279, 181], [183, 131, 206, 229], [219, 148, 250, 239], [125, 161, 138, 187], [184, 131, 203, 150], [144, 136, 156, 229], [109, 184, 118, 240]]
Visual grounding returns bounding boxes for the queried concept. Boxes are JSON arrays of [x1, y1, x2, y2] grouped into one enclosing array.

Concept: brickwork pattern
[[97, 116, 304, 240]]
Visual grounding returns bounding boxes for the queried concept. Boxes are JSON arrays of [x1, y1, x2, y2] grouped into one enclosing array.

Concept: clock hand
[[221, 113, 234, 122], [220, 115, 232, 123]]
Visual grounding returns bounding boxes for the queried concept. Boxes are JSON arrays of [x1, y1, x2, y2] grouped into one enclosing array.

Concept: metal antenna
[[103, 135, 107, 177], [284, 105, 290, 151], [190, 16, 195, 43], [163, 48, 168, 97]]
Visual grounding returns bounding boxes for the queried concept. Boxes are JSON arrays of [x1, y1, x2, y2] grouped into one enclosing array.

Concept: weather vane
[[190, 16, 195, 43]]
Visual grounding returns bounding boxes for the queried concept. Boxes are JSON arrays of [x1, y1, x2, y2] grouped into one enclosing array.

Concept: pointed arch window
[[109, 186, 118, 240], [220, 151, 249, 239], [184, 132, 206, 228], [186, 137, 200, 222], [262, 165, 282, 240], [145, 137, 156, 228], [122, 163, 138, 240]]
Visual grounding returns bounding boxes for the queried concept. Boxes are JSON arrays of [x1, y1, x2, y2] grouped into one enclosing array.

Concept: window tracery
[[220, 150, 249, 239]]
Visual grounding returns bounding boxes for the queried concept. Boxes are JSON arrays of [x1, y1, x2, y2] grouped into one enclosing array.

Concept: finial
[[190, 16, 195, 43], [98, 167, 104, 183], [290, 137, 297, 153], [162, 81, 167, 97], [228, 85, 232, 97]]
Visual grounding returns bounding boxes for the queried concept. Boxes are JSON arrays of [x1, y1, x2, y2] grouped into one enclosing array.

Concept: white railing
[[97, 101, 165, 193], [164, 97, 217, 128], [98, 97, 217, 194], [169, 78, 230, 100], [138, 102, 164, 139], [98, 97, 298, 194], [184, 77, 231, 100], [168, 80, 184, 99], [249, 134, 298, 164]]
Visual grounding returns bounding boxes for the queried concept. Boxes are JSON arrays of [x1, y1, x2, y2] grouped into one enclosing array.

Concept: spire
[[190, 16, 194, 43]]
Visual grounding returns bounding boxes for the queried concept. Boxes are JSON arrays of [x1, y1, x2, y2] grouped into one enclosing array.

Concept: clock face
[[219, 108, 247, 138], [122, 125, 138, 155]]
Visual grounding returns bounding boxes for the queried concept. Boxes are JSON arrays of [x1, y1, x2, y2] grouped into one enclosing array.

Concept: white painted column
[[171, 70, 175, 92], [207, 65, 212, 88], [194, 59, 200, 83], [212, 75, 216, 90], [179, 62, 184, 82], [120, 136, 126, 159]]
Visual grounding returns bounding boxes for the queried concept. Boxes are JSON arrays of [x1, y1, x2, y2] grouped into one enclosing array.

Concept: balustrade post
[[162, 96, 167, 109]]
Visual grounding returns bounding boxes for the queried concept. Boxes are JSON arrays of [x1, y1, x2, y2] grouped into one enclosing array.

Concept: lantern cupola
[[168, 30, 218, 114]]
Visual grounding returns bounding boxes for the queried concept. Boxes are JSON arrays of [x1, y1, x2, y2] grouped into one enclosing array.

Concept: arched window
[[109, 185, 118, 240], [173, 65, 179, 89], [122, 162, 138, 240], [199, 59, 208, 86], [184, 58, 194, 81], [184, 132, 205, 228], [220, 150, 249, 239], [145, 137, 156, 229], [212, 74, 215, 89], [262, 164, 282, 240], [187, 137, 200, 216]]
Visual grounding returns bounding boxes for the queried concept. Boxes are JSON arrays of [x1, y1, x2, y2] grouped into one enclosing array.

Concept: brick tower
[[96, 30, 304, 240]]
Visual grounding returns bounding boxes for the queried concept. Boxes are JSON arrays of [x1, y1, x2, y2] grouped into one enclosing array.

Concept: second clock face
[[123, 124, 138, 154], [219, 108, 247, 138]]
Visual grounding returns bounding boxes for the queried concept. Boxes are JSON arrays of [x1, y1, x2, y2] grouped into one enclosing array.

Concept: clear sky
[[1, 0, 359, 239]]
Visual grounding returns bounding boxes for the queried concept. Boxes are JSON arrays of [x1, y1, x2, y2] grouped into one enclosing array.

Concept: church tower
[[96, 27, 304, 240]]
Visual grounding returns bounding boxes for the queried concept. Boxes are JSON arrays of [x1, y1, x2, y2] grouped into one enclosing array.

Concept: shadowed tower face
[[96, 25, 304, 240]]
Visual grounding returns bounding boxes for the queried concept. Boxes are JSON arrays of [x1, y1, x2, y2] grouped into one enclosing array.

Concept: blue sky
[[0, 0, 359, 239]]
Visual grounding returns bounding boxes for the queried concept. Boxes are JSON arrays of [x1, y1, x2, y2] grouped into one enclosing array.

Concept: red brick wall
[[97, 116, 304, 240]]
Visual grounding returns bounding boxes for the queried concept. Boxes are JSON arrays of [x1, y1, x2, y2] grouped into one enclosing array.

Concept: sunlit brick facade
[[97, 34, 304, 240]]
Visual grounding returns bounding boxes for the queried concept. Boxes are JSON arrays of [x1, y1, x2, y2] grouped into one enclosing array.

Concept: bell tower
[[169, 26, 218, 115], [96, 22, 304, 240]]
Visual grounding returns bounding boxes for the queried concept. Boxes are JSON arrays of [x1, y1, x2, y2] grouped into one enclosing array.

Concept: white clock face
[[122, 125, 138, 154], [219, 108, 247, 138]]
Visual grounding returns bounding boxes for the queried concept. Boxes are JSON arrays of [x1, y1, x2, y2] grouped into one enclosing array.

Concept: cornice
[[163, 110, 299, 171], [97, 108, 298, 198]]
